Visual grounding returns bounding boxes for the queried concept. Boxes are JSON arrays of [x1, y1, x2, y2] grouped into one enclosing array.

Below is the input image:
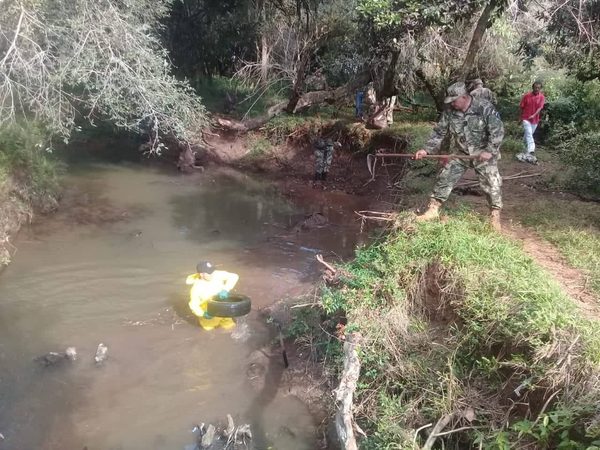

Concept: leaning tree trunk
[[415, 69, 445, 112], [380, 49, 401, 98], [216, 71, 371, 132], [286, 44, 313, 113], [459, 0, 501, 80]]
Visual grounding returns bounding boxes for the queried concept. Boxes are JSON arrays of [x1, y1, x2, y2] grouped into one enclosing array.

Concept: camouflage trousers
[[432, 159, 503, 209], [314, 146, 334, 174]]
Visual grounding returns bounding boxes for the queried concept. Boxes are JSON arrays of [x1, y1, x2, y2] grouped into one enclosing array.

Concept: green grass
[[242, 134, 274, 160], [517, 199, 600, 296], [385, 121, 433, 152], [295, 212, 600, 449], [0, 123, 61, 207], [0, 122, 62, 265], [192, 76, 287, 118]]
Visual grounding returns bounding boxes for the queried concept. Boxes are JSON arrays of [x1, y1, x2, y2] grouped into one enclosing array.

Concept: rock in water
[[200, 424, 216, 448], [237, 424, 252, 441], [65, 347, 77, 360], [225, 414, 235, 439], [34, 347, 77, 367], [94, 343, 108, 365], [292, 212, 328, 233]]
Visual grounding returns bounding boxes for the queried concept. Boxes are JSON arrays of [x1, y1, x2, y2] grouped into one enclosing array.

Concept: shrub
[[559, 131, 600, 197]]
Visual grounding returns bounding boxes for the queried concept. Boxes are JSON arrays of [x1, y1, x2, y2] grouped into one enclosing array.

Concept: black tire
[[206, 294, 252, 318]]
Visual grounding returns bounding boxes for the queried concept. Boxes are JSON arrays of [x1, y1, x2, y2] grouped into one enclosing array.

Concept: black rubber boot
[[321, 172, 328, 181], [314, 172, 323, 181]]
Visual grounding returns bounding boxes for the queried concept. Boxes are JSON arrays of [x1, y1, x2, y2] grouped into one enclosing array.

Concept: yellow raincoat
[[186, 270, 239, 330]]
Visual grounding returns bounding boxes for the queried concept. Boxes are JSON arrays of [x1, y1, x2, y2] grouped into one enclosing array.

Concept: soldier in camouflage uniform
[[469, 78, 497, 104], [313, 137, 339, 181], [414, 82, 505, 231]]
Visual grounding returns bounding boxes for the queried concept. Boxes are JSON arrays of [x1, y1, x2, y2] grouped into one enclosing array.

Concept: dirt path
[[462, 158, 600, 316], [502, 224, 600, 316]]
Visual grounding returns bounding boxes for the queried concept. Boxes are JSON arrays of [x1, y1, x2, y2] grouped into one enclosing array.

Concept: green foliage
[[386, 121, 432, 151], [309, 212, 600, 448], [557, 131, 600, 197], [0, 0, 207, 149], [501, 136, 523, 155], [0, 123, 61, 207], [164, 0, 257, 79], [509, 404, 600, 450], [356, 0, 483, 31]]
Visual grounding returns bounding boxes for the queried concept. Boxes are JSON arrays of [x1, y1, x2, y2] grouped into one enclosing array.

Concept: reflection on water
[[0, 164, 368, 450], [171, 172, 295, 245]]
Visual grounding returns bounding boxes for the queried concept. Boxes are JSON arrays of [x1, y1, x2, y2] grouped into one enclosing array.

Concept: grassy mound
[[294, 212, 600, 449]]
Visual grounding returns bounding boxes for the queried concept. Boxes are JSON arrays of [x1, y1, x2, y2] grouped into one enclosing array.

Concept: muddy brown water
[[0, 161, 371, 450]]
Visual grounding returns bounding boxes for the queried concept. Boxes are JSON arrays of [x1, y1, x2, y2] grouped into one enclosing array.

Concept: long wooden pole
[[374, 153, 478, 160]]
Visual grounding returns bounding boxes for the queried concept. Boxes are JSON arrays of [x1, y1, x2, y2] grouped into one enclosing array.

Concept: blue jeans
[[522, 120, 537, 154], [355, 91, 364, 118]]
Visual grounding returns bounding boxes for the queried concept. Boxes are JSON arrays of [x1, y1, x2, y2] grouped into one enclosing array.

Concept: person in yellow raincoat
[[186, 261, 239, 331]]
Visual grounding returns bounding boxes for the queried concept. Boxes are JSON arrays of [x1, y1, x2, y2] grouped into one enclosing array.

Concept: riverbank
[[2, 109, 599, 449], [202, 109, 600, 448], [289, 212, 600, 448], [0, 124, 61, 267]]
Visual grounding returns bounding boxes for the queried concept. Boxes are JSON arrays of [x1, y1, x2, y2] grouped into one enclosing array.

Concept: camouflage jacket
[[470, 87, 497, 104], [314, 138, 334, 151], [424, 97, 504, 157]]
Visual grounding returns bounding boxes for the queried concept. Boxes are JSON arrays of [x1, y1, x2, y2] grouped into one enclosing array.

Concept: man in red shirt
[[517, 81, 545, 164]]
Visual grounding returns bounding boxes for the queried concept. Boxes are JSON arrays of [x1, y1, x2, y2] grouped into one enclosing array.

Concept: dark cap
[[196, 260, 215, 274]]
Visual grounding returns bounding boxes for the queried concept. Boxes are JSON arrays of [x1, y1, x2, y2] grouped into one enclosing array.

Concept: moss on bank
[[0, 123, 61, 266], [292, 212, 600, 449]]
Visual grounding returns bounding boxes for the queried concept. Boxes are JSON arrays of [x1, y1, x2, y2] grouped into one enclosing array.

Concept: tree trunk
[[258, 0, 269, 85], [415, 69, 445, 112], [459, 0, 501, 80], [381, 49, 400, 98], [286, 47, 312, 113]]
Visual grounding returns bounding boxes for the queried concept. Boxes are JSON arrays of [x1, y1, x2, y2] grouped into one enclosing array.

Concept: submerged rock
[[34, 347, 77, 367], [191, 416, 253, 450], [200, 424, 216, 448], [94, 343, 108, 365], [292, 212, 328, 233]]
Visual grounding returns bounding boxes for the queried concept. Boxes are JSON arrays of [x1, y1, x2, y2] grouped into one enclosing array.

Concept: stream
[[0, 158, 371, 450]]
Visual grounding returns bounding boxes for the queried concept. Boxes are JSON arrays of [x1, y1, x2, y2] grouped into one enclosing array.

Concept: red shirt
[[520, 92, 545, 124]]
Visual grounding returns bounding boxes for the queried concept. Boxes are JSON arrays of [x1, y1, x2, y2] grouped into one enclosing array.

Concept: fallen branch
[[422, 413, 456, 450], [355, 210, 396, 222], [316, 253, 337, 274], [456, 171, 544, 188], [335, 332, 362, 450]]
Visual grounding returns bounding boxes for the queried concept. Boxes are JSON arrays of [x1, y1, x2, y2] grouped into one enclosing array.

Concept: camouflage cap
[[472, 78, 483, 86], [444, 82, 468, 103]]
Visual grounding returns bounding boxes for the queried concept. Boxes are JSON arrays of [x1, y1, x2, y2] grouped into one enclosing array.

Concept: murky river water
[[0, 160, 370, 450]]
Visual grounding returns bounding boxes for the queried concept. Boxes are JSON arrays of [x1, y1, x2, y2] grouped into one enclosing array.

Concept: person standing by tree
[[414, 82, 505, 231], [516, 81, 545, 165], [469, 79, 497, 104]]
